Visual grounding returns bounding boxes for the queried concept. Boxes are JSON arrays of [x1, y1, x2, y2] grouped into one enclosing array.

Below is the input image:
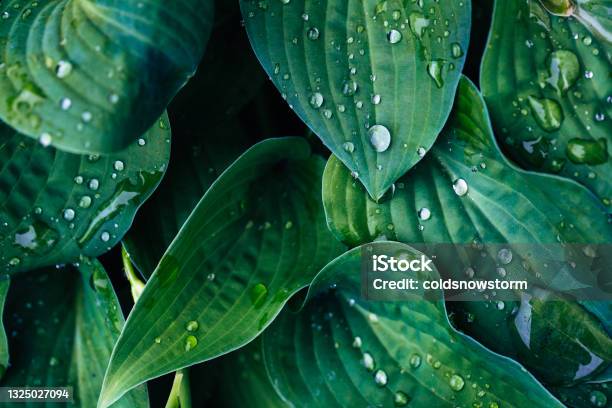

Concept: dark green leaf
[[264, 241, 563, 407], [240, 0, 471, 200], [123, 119, 252, 277], [98, 137, 344, 407], [481, 0, 611, 205], [0, 117, 170, 274], [0, 0, 212, 154], [551, 381, 611, 408], [1, 259, 148, 407], [322, 76, 612, 385]]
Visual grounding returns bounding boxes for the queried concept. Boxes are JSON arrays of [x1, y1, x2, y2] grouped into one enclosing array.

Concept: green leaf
[[1, 259, 148, 407], [240, 0, 471, 200], [0, 117, 170, 274], [0, 276, 8, 380], [0, 0, 212, 154], [123, 119, 252, 277], [322, 76, 612, 385], [480, 0, 611, 205], [98, 137, 344, 407], [264, 241, 563, 408], [551, 381, 611, 408]]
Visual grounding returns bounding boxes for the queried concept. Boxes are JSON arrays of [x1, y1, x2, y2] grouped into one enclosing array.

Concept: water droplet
[[418, 207, 431, 221], [362, 352, 375, 371], [60, 98, 72, 110], [342, 79, 359, 96], [63, 208, 75, 221], [496, 301, 505, 310], [546, 50, 579, 94], [307, 27, 320, 40], [186, 320, 199, 332], [451, 42, 463, 58], [589, 390, 607, 407], [452, 178, 468, 196], [88, 179, 99, 191], [387, 29, 402, 44], [394, 391, 411, 406], [527, 96, 564, 132], [309, 92, 324, 108], [374, 369, 388, 386], [39, 133, 52, 147], [154, 336, 162, 344], [343, 142, 355, 153], [184, 335, 198, 351], [371, 94, 381, 105], [368, 125, 391, 152], [584, 70, 594, 79], [79, 196, 92, 208], [566, 138, 608, 164], [82, 111, 92, 122], [409, 353, 421, 368], [55, 61, 72, 78], [497, 248, 513, 264], [100, 231, 110, 242], [427, 60, 445, 88], [113, 160, 125, 171], [109, 93, 119, 104], [449, 374, 465, 391], [417, 146, 427, 157], [352, 336, 362, 348], [250, 283, 268, 307], [409, 12, 430, 39], [207, 273, 215, 281]]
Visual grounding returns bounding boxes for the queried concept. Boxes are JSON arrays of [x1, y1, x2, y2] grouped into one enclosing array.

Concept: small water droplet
[[418, 207, 431, 221], [449, 374, 465, 391], [186, 320, 199, 332], [113, 160, 124, 171], [63, 208, 75, 221], [387, 29, 402, 44], [100, 231, 110, 242], [56, 61, 72, 78], [362, 352, 375, 371], [394, 391, 411, 406], [497, 248, 513, 264], [374, 369, 388, 386], [184, 335, 198, 351], [309, 92, 324, 108], [39, 133, 52, 147], [409, 353, 421, 368], [427, 60, 445, 88], [343, 142, 355, 153], [60, 98, 72, 110], [307, 27, 320, 40]]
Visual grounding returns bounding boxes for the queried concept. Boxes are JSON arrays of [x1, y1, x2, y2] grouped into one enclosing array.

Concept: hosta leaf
[[480, 0, 611, 205], [322, 76, 612, 385], [98, 137, 344, 407], [0, 276, 8, 380], [1, 259, 148, 407], [552, 381, 611, 408], [0, 117, 170, 274], [0, 0, 212, 154], [264, 241, 563, 408], [240, 0, 471, 200]]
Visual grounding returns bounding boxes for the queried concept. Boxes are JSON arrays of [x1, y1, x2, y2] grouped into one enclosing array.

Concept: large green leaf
[[1, 259, 148, 407], [98, 137, 344, 407], [240, 0, 471, 200], [322, 76, 612, 385], [480, 0, 611, 205], [0, 0, 212, 154], [0, 117, 170, 274], [0, 276, 8, 380], [264, 241, 563, 407]]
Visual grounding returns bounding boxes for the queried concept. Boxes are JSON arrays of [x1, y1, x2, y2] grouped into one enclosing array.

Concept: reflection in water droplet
[[566, 138, 608, 165], [527, 96, 564, 132], [546, 50, 579, 94], [184, 335, 198, 351]]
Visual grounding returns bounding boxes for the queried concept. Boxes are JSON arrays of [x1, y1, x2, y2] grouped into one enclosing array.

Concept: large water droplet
[[387, 29, 402, 44], [449, 374, 465, 391], [566, 138, 608, 164], [546, 50, 579, 94], [452, 178, 468, 196], [368, 125, 391, 152], [309, 92, 324, 109], [409, 12, 430, 39], [527, 96, 564, 132]]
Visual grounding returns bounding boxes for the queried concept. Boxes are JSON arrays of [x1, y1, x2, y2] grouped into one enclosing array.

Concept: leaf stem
[[164, 369, 192, 408], [121, 246, 145, 302]]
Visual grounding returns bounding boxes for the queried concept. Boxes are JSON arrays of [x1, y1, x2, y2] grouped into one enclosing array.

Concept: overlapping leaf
[[0, 0, 212, 154], [98, 137, 344, 407], [0, 117, 170, 274], [481, 0, 611, 205], [264, 241, 563, 407], [240, 0, 471, 200], [1, 259, 148, 407], [322, 77, 612, 385]]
